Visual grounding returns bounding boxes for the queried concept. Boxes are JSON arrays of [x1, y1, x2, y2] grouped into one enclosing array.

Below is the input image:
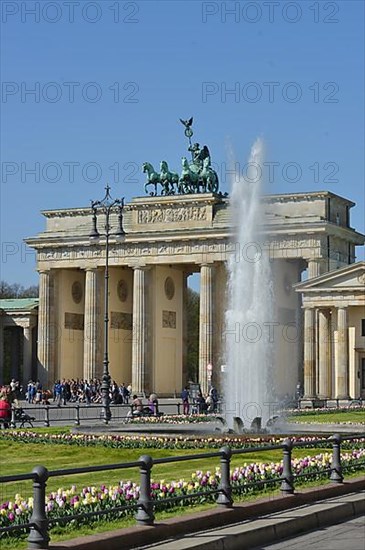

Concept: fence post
[[280, 438, 294, 494], [74, 405, 80, 426], [44, 406, 50, 428], [27, 465, 49, 549], [217, 446, 233, 507], [135, 455, 154, 525], [330, 433, 343, 483]]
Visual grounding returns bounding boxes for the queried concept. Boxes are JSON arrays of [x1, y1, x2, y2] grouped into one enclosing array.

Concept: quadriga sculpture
[[160, 161, 179, 195], [179, 157, 200, 194], [201, 157, 219, 193], [143, 162, 160, 196]]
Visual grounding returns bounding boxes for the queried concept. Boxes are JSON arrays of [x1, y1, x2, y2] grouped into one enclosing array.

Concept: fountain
[[224, 138, 276, 432]]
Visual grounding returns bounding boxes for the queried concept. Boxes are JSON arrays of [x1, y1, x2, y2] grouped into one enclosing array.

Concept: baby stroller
[[14, 407, 35, 428]]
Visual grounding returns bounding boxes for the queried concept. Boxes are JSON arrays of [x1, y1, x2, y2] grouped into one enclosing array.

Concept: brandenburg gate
[[27, 190, 364, 398]]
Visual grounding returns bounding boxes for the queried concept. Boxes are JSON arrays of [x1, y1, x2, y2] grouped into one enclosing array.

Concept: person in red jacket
[[0, 394, 11, 428]]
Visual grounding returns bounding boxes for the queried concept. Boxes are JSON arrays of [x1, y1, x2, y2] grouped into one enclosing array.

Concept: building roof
[[0, 298, 39, 311], [294, 261, 365, 293]]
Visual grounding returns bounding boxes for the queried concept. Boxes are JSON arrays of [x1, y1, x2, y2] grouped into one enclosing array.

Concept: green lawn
[[0, 440, 278, 498], [289, 409, 365, 424], [0, 438, 332, 502], [1, 428, 364, 550]]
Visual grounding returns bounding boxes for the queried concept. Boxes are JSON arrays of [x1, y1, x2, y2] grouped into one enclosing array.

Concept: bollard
[[44, 406, 50, 427], [27, 466, 49, 549], [280, 438, 294, 494], [217, 446, 233, 507], [330, 433, 343, 483], [177, 403, 181, 415], [74, 405, 80, 426], [135, 455, 154, 525], [10, 407, 16, 428]]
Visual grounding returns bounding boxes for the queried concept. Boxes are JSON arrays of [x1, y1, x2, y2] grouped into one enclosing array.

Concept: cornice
[[41, 191, 356, 219], [262, 191, 355, 206]]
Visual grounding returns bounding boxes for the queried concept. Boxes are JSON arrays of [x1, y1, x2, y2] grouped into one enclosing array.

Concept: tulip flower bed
[[128, 414, 218, 424], [289, 405, 365, 416], [1, 430, 364, 451], [1, 448, 364, 541], [287, 407, 365, 425]]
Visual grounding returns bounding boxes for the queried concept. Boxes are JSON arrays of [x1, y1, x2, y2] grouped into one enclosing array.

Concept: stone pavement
[[132, 491, 364, 550], [253, 515, 365, 549]]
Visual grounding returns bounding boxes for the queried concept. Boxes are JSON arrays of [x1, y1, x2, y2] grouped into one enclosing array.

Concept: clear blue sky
[[1, 0, 364, 286]]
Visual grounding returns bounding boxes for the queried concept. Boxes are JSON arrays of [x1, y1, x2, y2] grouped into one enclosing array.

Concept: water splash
[[224, 138, 275, 430]]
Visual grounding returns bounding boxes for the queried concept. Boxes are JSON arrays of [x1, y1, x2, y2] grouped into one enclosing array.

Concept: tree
[[0, 281, 39, 299], [185, 287, 200, 382]]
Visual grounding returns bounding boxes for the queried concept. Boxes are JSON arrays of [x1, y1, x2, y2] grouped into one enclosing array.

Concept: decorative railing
[[0, 433, 364, 549]]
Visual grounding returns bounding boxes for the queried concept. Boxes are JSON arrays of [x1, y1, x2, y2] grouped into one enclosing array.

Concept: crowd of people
[[181, 385, 219, 415], [49, 379, 132, 407], [0, 377, 219, 428]]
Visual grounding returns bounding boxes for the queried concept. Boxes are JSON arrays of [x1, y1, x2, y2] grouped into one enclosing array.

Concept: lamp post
[[90, 185, 125, 423]]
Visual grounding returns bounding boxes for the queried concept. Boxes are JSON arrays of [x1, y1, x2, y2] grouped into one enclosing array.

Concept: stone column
[[37, 270, 53, 386], [199, 264, 214, 395], [318, 309, 331, 398], [23, 325, 33, 384], [0, 312, 4, 385], [182, 272, 190, 389], [83, 268, 98, 382], [303, 308, 316, 398], [335, 306, 349, 398], [132, 267, 147, 394], [307, 259, 326, 279]]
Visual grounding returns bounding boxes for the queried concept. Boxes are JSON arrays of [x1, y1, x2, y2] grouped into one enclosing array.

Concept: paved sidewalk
[[134, 491, 365, 550], [253, 515, 365, 549]]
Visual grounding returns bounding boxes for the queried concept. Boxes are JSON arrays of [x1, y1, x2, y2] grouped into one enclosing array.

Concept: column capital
[[131, 265, 151, 271]]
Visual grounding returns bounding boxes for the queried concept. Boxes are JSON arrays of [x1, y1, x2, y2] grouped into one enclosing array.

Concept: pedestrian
[[27, 381, 34, 404], [148, 393, 159, 415], [181, 386, 189, 415], [123, 384, 130, 404], [209, 385, 218, 412], [131, 394, 143, 416], [54, 381, 62, 407], [0, 393, 11, 428], [205, 393, 214, 413], [196, 392, 207, 414]]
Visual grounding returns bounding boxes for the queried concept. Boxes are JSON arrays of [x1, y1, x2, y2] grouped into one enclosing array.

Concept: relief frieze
[[110, 311, 133, 330], [162, 310, 176, 329], [65, 312, 84, 330], [38, 235, 321, 265], [137, 205, 207, 224]]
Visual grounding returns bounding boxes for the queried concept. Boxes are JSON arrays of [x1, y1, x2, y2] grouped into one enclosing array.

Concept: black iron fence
[[3, 402, 187, 429], [0, 433, 364, 549], [1, 398, 363, 429]]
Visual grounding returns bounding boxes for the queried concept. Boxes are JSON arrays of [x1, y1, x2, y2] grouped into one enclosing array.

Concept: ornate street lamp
[[90, 185, 125, 423]]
